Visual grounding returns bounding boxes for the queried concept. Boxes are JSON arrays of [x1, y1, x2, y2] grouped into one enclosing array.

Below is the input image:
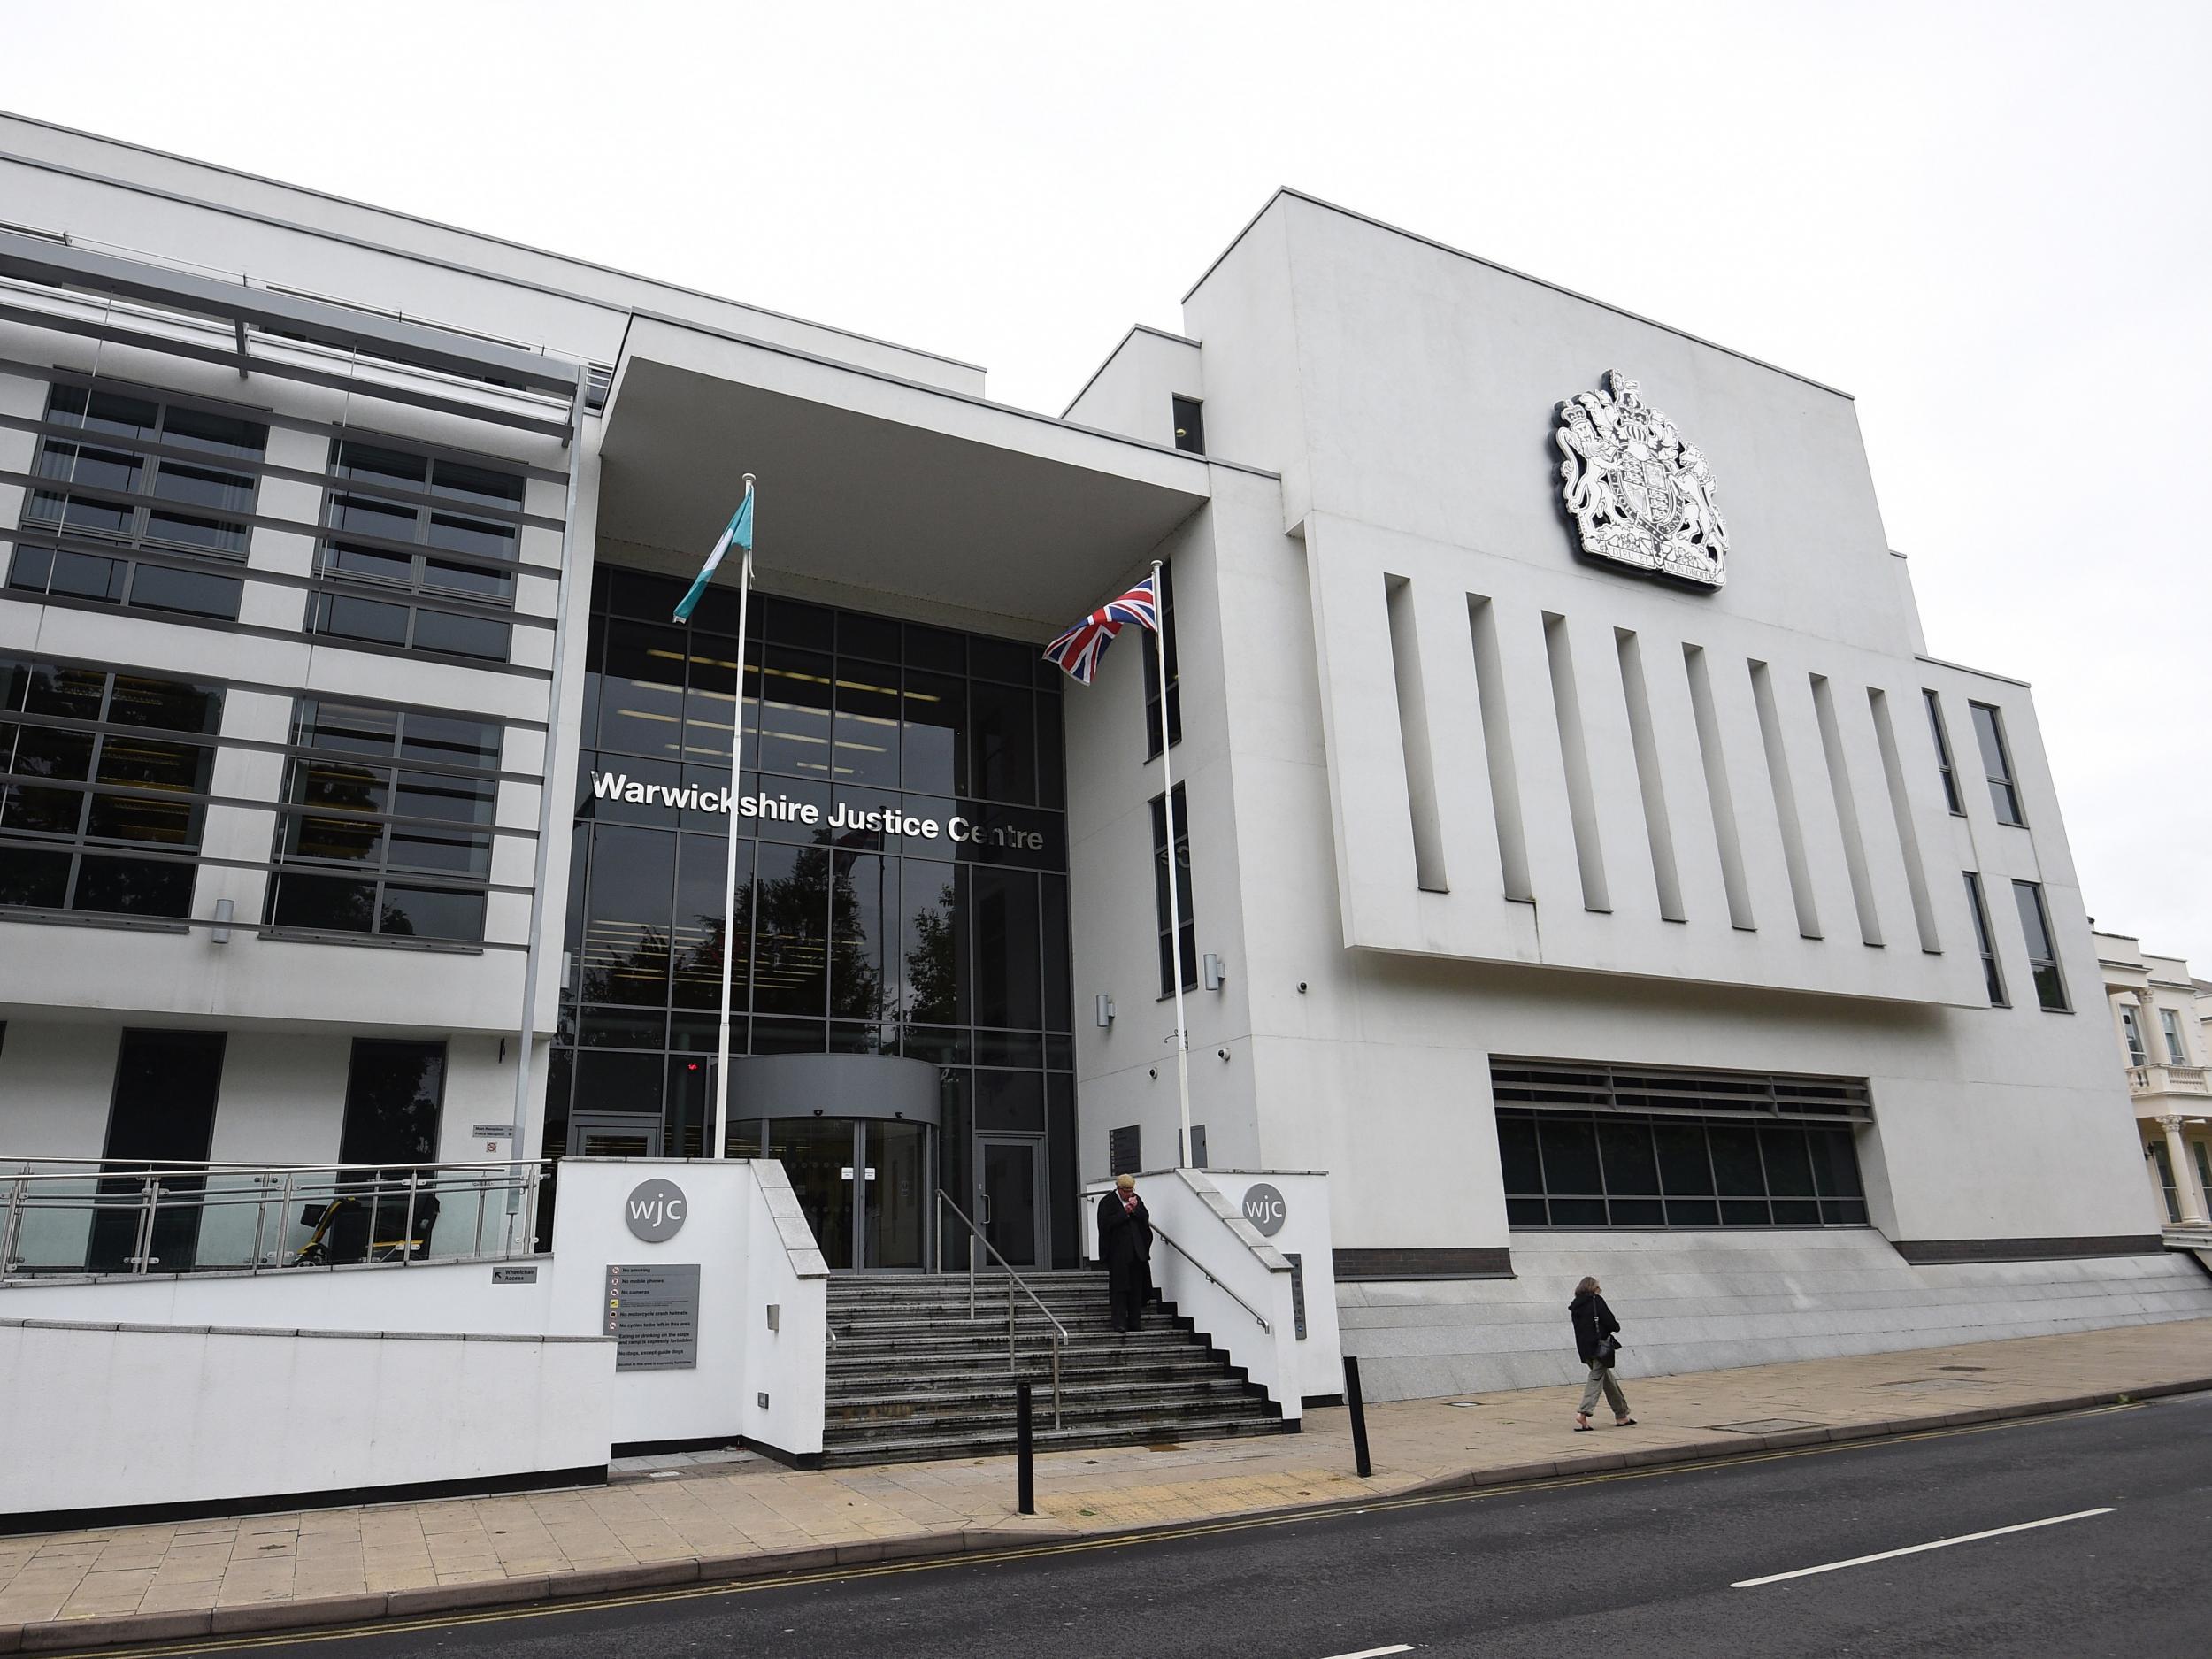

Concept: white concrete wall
[[0, 1318, 609, 1517], [1063, 326, 1202, 447]]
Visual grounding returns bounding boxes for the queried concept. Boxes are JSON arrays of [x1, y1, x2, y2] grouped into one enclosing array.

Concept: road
[[216, 1394, 2212, 1658]]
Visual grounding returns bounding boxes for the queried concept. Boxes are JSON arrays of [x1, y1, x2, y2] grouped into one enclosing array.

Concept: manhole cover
[[1709, 1417, 1826, 1433]]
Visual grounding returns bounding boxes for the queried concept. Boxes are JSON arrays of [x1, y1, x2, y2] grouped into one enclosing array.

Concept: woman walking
[[1570, 1275, 1636, 1431]]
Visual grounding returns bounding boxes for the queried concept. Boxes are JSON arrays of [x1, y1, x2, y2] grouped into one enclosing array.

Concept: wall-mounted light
[[211, 897, 234, 945], [1202, 953, 1226, 991], [1096, 994, 1116, 1028]]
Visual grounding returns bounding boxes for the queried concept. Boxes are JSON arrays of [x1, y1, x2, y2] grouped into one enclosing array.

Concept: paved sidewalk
[[5, 1318, 2212, 1652]]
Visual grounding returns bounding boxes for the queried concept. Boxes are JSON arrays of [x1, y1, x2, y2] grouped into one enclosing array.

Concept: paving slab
[[1, 1317, 2208, 1649]]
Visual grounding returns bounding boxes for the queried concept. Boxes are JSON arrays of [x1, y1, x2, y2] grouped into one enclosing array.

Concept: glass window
[[1962, 872, 2007, 1006], [9, 382, 266, 623], [1143, 560, 1182, 756], [2011, 880, 2068, 1011], [0, 656, 222, 920], [2161, 1008, 2189, 1064], [1151, 784, 1196, 995], [313, 437, 527, 664], [265, 698, 503, 944], [2120, 1006, 2147, 1065], [1923, 689, 1963, 814], [1969, 702, 2024, 826]]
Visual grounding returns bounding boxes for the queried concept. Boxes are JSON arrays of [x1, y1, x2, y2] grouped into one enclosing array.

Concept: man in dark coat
[[1570, 1275, 1634, 1429], [1096, 1173, 1154, 1333]]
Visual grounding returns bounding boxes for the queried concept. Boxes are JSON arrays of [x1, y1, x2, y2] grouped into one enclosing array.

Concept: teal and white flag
[[673, 481, 754, 623]]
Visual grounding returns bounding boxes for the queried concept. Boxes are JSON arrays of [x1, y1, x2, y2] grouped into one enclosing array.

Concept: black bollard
[[1344, 1355, 1373, 1478], [1016, 1379, 1035, 1514]]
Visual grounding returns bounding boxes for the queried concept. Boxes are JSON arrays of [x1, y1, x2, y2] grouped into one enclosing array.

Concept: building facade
[[2093, 929, 2212, 1230], [3, 113, 2204, 1397]]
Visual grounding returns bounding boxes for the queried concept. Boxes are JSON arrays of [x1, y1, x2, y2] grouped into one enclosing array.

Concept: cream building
[[2094, 929, 2212, 1231]]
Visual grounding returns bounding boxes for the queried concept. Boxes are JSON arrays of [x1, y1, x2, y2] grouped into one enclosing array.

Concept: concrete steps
[[818, 1270, 1284, 1467]]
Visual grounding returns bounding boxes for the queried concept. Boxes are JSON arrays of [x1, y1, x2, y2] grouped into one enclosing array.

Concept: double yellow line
[[61, 1402, 2141, 1659]]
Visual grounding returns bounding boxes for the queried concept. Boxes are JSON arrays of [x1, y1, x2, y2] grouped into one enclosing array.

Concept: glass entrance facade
[[544, 565, 1079, 1266]]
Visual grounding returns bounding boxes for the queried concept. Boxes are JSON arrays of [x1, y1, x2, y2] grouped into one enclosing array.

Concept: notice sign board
[[604, 1263, 701, 1371]]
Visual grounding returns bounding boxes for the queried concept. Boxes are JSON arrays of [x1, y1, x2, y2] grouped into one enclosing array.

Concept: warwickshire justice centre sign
[[588, 770, 1048, 854]]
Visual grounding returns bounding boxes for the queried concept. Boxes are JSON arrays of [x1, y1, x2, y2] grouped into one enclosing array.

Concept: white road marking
[[1317, 1647, 1414, 1659], [1732, 1507, 2116, 1588]]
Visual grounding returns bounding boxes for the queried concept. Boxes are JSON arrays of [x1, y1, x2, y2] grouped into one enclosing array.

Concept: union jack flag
[[1041, 574, 1160, 685]]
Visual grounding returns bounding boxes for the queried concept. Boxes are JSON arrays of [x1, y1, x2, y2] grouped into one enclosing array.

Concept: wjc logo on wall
[[624, 1178, 688, 1243]]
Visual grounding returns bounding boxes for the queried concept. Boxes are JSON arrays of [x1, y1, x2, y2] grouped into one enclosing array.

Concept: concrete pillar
[[2137, 990, 2164, 1069], [2159, 1115, 2208, 1227]]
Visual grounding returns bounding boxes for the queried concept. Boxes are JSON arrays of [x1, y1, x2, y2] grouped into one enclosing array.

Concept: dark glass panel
[[902, 1025, 970, 1065], [1497, 1114, 1542, 1194], [286, 812, 382, 864], [142, 511, 249, 559], [595, 619, 689, 759], [1654, 1122, 1715, 1194], [94, 735, 205, 793], [970, 680, 1035, 804], [317, 593, 410, 646], [1708, 1125, 1765, 1197], [1663, 1198, 1720, 1226], [25, 666, 105, 723], [400, 714, 501, 772], [3, 783, 85, 835], [571, 1049, 664, 1118], [975, 1069, 1044, 1133], [904, 623, 964, 675], [1720, 1199, 1770, 1225], [45, 549, 128, 603], [749, 1018, 825, 1055], [967, 636, 1033, 685], [751, 841, 829, 1016], [762, 595, 834, 650], [1598, 1120, 1662, 1195], [395, 770, 495, 825], [84, 793, 195, 846], [325, 542, 413, 584], [329, 495, 418, 541], [1759, 1126, 1817, 1197], [0, 846, 69, 907], [387, 825, 490, 876], [13, 724, 95, 780], [972, 866, 1041, 1030], [303, 703, 398, 756], [127, 565, 242, 618], [426, 514, 517, 561], [902, 864, 966, 1025], [161, 404, 266, 458], [1536, 1118, 1601, 1196], [333, 442, 428, 489], [107, 675, 219, 734], [339, 1041, 445, 1169], [430, 457, 526, 509], [1040, 872, 1071, 1032], [410, 610, 509, 662], [1036, 692, 1065, 810], [681, 640, 742, 765], [378, 884, 485, 941], [1607, 1197, 1665, 1225], [901, 670, 966, 795], [837, 611, 901, 664], [672, 831, 743, 1011], [1548, 1197, 1607, 1226], [578, 1007, 666, 1048], [270, 872, 379, 933], [757, 646, 833, 780], [973, 1031, 1043, 1068], [833, 668, 901, 788], [580, 826, 676, 1006], [295, 757, 388, 815], [7, 546, 56, 595], [423, 559, 513, 603], [150, 462, 252, 517], [829, 849, 890, 1021], [1506, 1197, 1548, 1227], [1807, 1127, 1864, 1198]]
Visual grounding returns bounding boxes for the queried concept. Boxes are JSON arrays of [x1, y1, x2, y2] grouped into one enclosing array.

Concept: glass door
[[767, 1118, 857, 1271], [864, 1121, 929, 1268], [978, 1138, 1044, 1269]]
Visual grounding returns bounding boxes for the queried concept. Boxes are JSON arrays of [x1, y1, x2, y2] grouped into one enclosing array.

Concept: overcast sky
[[5, 0, 2207, 966]]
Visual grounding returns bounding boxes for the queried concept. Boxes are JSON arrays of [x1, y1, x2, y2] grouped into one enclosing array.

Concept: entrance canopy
[[597, 315, 1214, 634]]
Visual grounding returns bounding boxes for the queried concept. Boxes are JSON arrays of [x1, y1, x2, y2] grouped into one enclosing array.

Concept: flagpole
[[1150, 559, 1194, 1167], [711, 474, 756, 1160]]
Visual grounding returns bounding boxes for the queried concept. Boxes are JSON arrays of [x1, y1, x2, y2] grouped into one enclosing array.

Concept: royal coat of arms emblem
[[1554, 371, 1728, 588]]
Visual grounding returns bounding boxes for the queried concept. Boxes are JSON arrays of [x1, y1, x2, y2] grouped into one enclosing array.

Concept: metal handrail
[[934, 1188, 1065, 1430], [1149, 1224, 1272, 1333], [2, 1157, 543, 1282]]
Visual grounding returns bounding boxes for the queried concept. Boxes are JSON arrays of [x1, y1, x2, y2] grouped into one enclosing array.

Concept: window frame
[[1141, 560, 1181, 758], [0, 656, 226, 922], [1968, 701, 2025, 826], [1962, 871, 2008, 1007], [1170, 396, 1206, 457], [2010, 879, 2069, 1011], [1149, 782, 1196, 996], [8, 380, 270, 623], [263, 696, 506, 946], [1923, 688, 1964, 815], [2160, 1006, 2188, 1064], [310, 436, 530, 665]]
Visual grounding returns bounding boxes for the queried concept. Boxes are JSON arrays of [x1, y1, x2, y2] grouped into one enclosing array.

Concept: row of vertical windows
[[265, 700, 506, 944], [9, 384, 268, 621], [0, 656, 224, 920], [1151, 784, 1196, 995], [6, 379, 541, 666], [1925, 687, 2024, 826], [1962, 870, 2068, 1011]]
